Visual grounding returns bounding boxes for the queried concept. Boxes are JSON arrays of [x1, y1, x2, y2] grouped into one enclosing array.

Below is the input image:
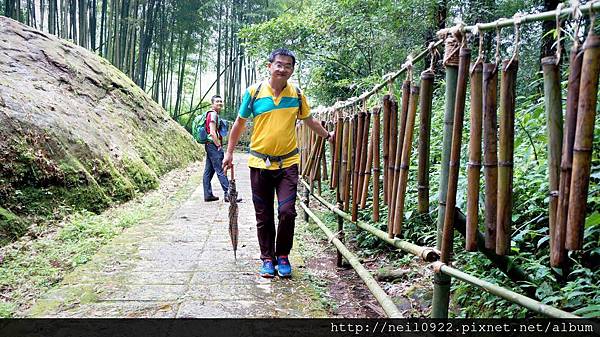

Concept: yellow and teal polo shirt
[[238, 80, 311, 169]]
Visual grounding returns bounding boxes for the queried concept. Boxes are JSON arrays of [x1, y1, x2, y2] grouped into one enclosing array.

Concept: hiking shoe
[[276, 255, 292, 278], [259, 259, 275, 278], [204, 196, 219, 202]]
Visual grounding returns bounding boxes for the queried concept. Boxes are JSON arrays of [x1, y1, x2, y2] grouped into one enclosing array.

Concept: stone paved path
[[27, 153, 325, 318]]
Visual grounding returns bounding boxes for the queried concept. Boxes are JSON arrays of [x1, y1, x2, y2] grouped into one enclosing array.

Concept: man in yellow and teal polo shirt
[[223, 48, 333, 278]]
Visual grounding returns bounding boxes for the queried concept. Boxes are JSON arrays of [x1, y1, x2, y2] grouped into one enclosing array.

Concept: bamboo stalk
[[382, 97, 391, 205], [352, 112, 366, 221], [332, 115, 342, 190], [361, 112, 374, 208], [441, 47, 471, 264], [553, 46, 583, 266], [340, 117, 350, 207], [483, 62, 499, 251], [496, 59, 518, 256], [388, 99, 401, 238], [385, 95, 398, 207], [466, 61, 483, 251], [343, 116, 354, 212], [358, 111, 371, 207], [397, 80, 411, 170], [372, 107, 381, 221], [389, 82, 409, 237], [432, 48, 459, 318], [541, 55, 563, 258], [322, 130, 329, 183], [303, 130, 318, 177], [393, 85, 420, 237], [417, 70, 435, 215], [567, 35, 600, 251]]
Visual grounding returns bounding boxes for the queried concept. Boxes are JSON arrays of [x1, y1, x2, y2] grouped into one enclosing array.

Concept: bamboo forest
[[0, 0, 599, 326]]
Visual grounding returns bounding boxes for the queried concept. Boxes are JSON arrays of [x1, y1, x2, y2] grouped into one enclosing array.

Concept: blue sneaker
[[276, 255, 292, 278], [259, 259, 275, 278]]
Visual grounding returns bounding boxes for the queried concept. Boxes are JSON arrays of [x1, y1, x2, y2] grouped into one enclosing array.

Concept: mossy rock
[[0, 17, 203, 246], [0, 207, 27, 246]]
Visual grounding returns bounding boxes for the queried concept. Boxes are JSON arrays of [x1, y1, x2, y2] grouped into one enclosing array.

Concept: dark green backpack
[[191, 110, 212, 144]]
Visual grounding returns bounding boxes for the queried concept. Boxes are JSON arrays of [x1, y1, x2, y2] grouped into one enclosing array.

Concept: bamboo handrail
[[437, 2, 600, 36], [299, 179, 580, 319], [432, 262, 579, 318], [332, 40, 444, 111]]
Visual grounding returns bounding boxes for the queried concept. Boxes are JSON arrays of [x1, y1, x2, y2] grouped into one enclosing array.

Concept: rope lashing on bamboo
[[495, 20, 504, 66], [436, 1, 600, 36], [571, 0, 583, 49], [427, 41, 441, 73], [402, 55, 414, 83], [505, 14, 522, 71], [443, 24, 463, 66], [471, 24, 485, 75]]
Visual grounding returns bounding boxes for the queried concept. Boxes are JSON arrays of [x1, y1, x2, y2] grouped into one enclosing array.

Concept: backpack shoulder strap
[[247, 82, 263, 113], [295, 86, 303, 117]]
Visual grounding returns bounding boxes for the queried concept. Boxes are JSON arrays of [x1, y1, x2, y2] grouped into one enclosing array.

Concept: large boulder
[[0, 17, 202, 244]]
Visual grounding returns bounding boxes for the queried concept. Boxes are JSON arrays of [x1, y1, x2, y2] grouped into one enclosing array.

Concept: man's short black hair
[[211, 95, 222, 104], [269, 48, 296, 66]]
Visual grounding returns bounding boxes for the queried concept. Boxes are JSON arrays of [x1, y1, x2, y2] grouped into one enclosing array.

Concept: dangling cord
[[571, 0, 582, 49], [471, 24, 485, 76], [506, 14, 522, 71], [387, 78, 394, 97], [555, 3, 564, 65], [494, 20, 502, 68]]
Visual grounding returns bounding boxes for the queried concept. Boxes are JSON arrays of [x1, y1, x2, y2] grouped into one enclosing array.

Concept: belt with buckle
[[250, 148, 299, 168]]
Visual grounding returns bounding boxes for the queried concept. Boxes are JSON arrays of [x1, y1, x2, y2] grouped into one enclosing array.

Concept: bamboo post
[[496, 59, 518, 256], [483, 62, 499, 251], [417, 70, 435, 215], [393, 85, 420, 237], [340, 116, 350, 208], [553, 45, 583, 267], [372, 107, 381, 222], [343, 116, 354, 212], [466, 61, 483, 251], [397, 80, 411, 169], [382, 96, 391, 205], [352, 112, 365, 221], [361, 114, 374, 209], [303, 130, 318, 177], [358, 111, 371, 207], [441, 47, 471, 264], [332, 113, 343, 190], [567, 34, 600, 251], [388, 99, 402, 238], [386, 96, 398, 208], [432, 33, 459, 319], [322, 125, 329, 183], [541, 55, 563, 257]]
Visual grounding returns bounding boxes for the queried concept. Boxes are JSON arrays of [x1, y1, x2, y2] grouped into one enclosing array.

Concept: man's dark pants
[[250, 164, 298, 261], [203, 143, 229, 198]]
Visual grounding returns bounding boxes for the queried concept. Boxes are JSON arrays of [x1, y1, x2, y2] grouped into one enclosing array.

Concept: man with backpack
[[222, 48, 333, 278], [195, 95, 240, 202]]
